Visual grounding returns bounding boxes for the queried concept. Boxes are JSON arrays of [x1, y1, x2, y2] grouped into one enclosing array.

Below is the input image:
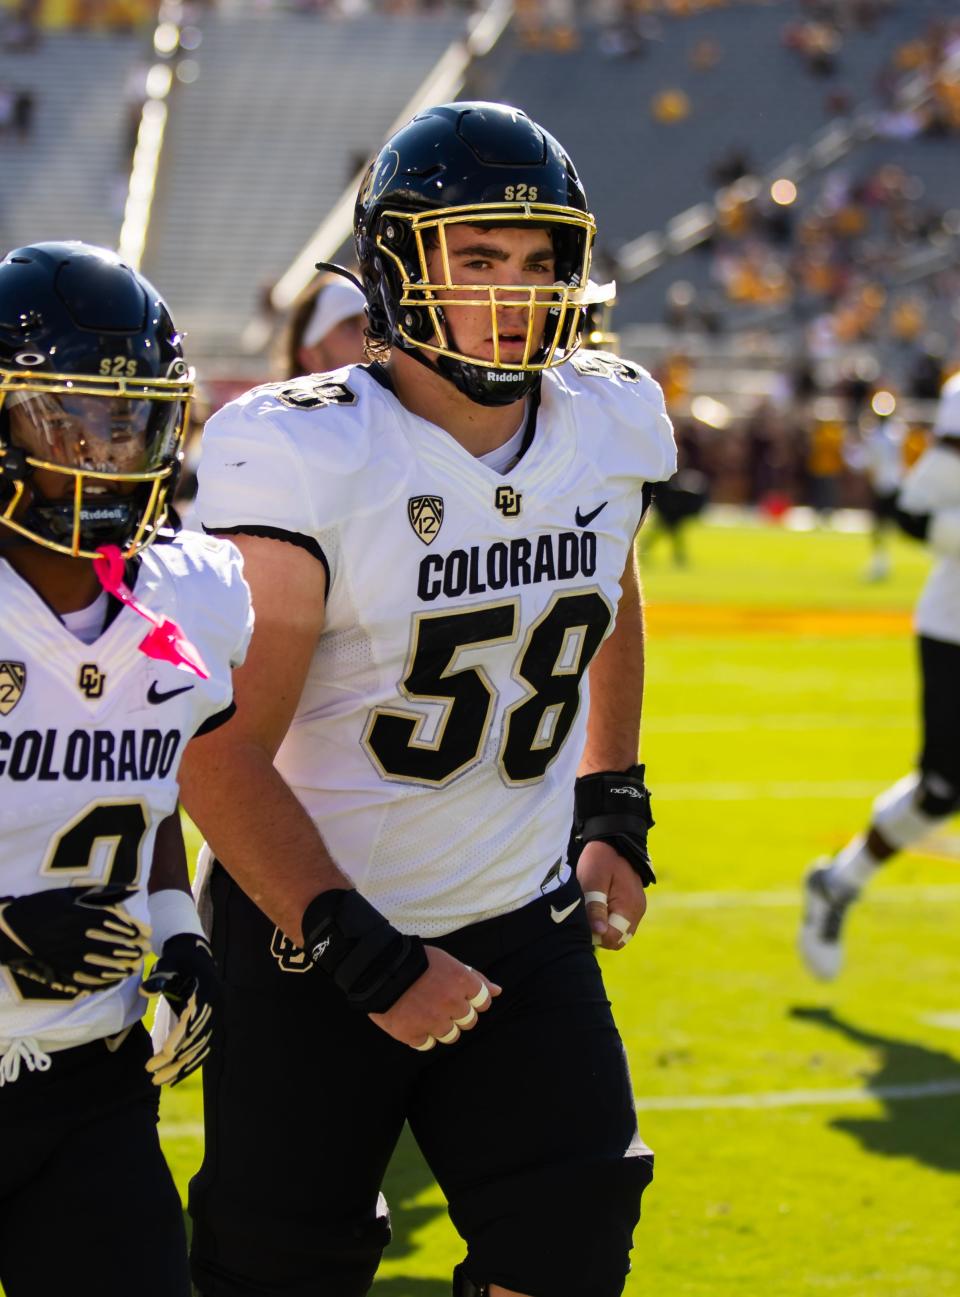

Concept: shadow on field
[[373, 1123, 456, 1294], [791, 1007, 960, 1174]]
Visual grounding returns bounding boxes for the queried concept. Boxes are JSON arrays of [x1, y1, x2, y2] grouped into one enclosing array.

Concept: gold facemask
[[0, 367, 194, 559], [377, 201, 597, 371]]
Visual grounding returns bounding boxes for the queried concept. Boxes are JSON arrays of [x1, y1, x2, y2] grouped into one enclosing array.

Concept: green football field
[[157, 518, 960, 1296]]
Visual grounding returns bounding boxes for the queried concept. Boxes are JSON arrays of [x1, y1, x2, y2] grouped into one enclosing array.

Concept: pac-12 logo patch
[[408, 495, 444, 545], [0, 661, 25, 716]]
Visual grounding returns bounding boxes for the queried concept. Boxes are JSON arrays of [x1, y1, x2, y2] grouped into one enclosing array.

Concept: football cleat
[[798, 863, 858, 981]]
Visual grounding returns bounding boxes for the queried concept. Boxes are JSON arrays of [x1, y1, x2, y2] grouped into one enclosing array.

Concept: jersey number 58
[[362, 589, 611, 786]]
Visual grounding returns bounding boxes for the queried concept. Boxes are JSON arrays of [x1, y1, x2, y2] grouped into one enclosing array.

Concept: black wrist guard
[[301, 889, 428, 1014], [573, 763, 656, 887]]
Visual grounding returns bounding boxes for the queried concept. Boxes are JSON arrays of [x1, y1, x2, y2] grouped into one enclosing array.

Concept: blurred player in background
[[848, 410, 907, 581], [181, 101, 675, 1297], [0, 243, 253, 1297], [276, 272, 367, 379], [800, 372, 960, 980], [639, 467, 710, 567]]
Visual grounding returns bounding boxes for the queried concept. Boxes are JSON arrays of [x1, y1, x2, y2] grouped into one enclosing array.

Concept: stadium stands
[[474, 0, 958, 328], [143, 8, 467, 358], [0, 32, 142, 251]]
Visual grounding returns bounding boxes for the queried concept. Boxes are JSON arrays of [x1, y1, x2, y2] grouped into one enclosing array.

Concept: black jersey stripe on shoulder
[[202, 525, 331, 591], [362, 361, 394, 393], [194, 701, 236, 739]]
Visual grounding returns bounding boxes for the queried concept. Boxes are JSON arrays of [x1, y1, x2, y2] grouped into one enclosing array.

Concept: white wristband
[[147, 889, 205, 955]]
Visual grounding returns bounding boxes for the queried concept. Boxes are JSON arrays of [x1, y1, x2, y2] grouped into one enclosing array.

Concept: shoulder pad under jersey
[[554, 350, 677, 484], [146, 530, 254, 670], [195, 366, 385, 540]]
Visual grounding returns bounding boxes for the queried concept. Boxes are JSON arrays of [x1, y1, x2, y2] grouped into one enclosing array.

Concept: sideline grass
[[151, 519, 957, 1294]]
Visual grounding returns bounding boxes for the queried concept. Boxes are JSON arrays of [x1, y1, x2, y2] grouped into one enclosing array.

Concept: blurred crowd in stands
[[515, 0, 904, 57], [604, 4, 960, 524], [657, 384, 938, 517], [1, 0, 954, 544], [0, 0, 156, 37], [661, 155, 960, 345]]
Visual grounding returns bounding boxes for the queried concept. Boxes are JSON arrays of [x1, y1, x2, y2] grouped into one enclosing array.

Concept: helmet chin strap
[[0, 531, 31, 550], [397, 331, 541, 409]]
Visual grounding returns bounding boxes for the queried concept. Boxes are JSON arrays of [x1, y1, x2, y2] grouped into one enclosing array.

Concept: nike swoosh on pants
[[550, 898, 582, 924]]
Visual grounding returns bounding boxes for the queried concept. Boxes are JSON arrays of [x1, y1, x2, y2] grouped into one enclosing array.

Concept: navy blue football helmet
[[354, 102, 596, 407], [0, 241, 193, 558]]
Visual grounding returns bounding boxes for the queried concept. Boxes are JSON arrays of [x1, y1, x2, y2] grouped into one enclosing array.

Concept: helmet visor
[[7, 391, 180, 478]]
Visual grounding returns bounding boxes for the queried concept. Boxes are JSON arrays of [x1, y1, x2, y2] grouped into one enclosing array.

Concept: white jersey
[[899, 443, 960, 646], [0, 531, 253, 1055], [858, 421, 905, 496], [197, 355, 676, 937]]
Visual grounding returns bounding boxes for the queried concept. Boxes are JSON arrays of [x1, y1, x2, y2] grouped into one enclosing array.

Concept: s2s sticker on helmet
[[99, 357, 139, 377]]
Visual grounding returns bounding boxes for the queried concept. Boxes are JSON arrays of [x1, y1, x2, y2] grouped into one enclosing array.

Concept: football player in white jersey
[[0, 243, 253, 1297], [182, 102, 676, 1297], [800, 372, 960, 979]]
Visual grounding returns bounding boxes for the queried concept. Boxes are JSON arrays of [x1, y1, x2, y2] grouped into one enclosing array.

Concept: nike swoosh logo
[[575, 502, 607, 527], [550, 898, 582, 924], [147, 682, 195, 705]]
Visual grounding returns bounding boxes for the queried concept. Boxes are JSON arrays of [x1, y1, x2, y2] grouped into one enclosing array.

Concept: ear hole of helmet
[[402, 303, 443, 347], [378, 215, 416, 257]]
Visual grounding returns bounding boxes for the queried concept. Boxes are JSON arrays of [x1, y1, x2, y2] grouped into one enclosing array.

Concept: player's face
[[8, 393, 159, 499], [425, 223, 557, 364]]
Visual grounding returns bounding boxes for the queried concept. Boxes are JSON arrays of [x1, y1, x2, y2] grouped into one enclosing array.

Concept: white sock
[[828, 835, 880, 894]]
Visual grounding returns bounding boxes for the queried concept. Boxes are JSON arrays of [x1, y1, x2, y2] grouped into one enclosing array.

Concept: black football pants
[[919, 635, 960, 792], [191, 866, 653, 1297], [0, 1024, 191, 1297]]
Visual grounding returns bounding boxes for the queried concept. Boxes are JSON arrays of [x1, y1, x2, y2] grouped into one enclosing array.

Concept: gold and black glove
[[0, 884, 151, 997]]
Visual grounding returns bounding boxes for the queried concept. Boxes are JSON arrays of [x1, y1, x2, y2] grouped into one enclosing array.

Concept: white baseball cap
[[301, 279, 367, 350], [932, 371, 960, 439]]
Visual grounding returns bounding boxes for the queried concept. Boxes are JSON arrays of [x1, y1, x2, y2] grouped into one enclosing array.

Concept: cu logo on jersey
[[269, 926, 313, 974], [408, 495, 444, 545], [494, 485, 522, 517], [0, 661, 26, 716], [77, 663, 106, 699]]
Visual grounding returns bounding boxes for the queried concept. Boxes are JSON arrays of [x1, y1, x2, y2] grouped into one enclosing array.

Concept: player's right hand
[[368, 946, 501, 1051], [0, 884, 151, 997]]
